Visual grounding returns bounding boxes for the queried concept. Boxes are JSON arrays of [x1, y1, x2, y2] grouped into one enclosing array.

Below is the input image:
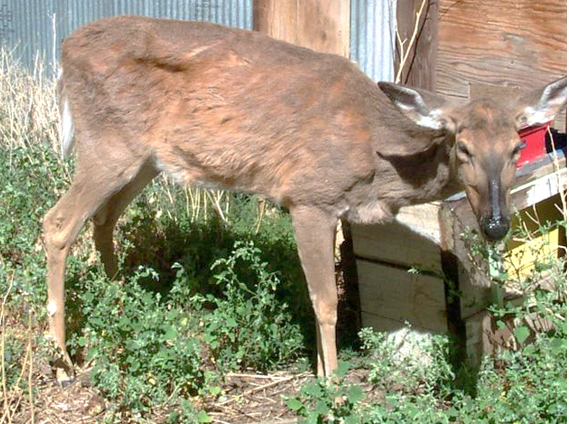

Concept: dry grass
[[0, 49, 59, 151]]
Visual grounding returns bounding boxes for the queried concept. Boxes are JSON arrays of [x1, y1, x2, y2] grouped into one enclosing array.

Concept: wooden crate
[[357, 260, 447, 333], [353, 203, 447, 334], [352, 203, 442, 273], [504, 195, 565, 280]]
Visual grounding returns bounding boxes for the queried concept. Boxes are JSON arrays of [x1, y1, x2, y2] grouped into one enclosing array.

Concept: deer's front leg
[[291, 205, 338, 377]]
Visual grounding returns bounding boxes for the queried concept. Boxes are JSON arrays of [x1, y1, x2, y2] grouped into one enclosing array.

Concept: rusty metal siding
[[350, 0, 396, 83]]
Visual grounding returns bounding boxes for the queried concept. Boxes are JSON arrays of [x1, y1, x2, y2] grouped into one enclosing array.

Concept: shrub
[[67, 241, 304, 421], [73, 267, 208, 421], [195, 241, 305, 372], [286, 361, 369, 424]]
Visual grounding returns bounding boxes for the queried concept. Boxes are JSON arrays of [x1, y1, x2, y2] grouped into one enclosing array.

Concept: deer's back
[[60, 16, 387, 207]]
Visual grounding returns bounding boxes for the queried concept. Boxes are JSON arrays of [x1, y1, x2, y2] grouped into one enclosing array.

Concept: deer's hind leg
[[93, 160, 159, 279], [43, 149, 151, 382]]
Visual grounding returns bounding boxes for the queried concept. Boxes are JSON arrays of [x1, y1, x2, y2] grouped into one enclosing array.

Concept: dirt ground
[[5, 355, 380, 424], [4, 239, 363, 423], [5, 366, 320, 423]]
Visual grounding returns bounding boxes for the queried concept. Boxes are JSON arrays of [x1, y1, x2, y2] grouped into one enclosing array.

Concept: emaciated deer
[[44, 16, 567, 382]]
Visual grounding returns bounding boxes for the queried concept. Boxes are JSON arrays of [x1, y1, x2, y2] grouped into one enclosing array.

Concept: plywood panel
[[357, 260, 447, 333]]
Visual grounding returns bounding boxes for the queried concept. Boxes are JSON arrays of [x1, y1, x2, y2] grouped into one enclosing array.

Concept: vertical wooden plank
[[439, 205, 467, 367], [296, 0, 350, 56], [253, 0, 298, 43], [253, 0, 356, 340], [395, 0, 438, 89], [253, 0, 350, 56]]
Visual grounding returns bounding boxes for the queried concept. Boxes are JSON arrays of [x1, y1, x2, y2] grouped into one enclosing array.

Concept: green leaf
[[548, 337, 566, 355], [163, 325, 178, 341], [198, 410, 212, 423], [348, 385, 365, 403], [335, 360, 350, 378], [344, 416, 360, 424], [287, 397, 303, 411], [304, 382, 324, 398], [209, 386, 222, 396], [314, 400, 329, 416], [129, 359, 140, 373], [513, 325, 530, 345]]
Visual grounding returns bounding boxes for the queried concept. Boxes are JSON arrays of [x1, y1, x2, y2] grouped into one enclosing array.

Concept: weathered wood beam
[[253, 0, 350, 57]]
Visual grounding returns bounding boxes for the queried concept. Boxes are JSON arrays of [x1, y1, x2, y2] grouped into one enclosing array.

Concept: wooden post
[[253, 0, 350, 56], [439, 199, 494, 370]]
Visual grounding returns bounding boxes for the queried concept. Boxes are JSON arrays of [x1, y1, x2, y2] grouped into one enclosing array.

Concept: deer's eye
[[512, 141, 527, 159]]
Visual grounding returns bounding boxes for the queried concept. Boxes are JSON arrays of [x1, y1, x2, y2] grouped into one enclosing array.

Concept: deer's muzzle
[[480, 214, 510, 241], [479, 178, 510, 241]]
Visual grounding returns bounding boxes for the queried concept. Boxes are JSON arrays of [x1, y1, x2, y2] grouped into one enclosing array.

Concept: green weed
[[197, 241, 304, 372], [286, 362, 369, 424]]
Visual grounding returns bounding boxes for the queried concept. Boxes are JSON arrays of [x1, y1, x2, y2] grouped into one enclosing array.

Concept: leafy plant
[[194, 240, 304, 372], [286, 361, 369, 424], [359, 325, 454, 397], [71, 267, 209, 422]]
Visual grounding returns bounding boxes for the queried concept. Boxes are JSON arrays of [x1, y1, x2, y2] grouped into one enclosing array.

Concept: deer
[[43, 15, 567, 383]]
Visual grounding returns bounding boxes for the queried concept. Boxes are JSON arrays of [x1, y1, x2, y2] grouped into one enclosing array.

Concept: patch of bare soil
[[207, 371, 311, 424], [4, 366, 106, 424], [6, 360, 387, 424], [5, 364, 312, 424]]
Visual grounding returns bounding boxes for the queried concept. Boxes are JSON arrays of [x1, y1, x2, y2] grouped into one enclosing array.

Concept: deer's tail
[[58, 68, 75, 157]]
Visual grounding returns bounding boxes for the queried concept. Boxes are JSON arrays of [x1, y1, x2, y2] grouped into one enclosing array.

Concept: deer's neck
[[378, 133, 459, 207]]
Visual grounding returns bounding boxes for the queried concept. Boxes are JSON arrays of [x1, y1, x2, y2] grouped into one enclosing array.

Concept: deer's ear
[[514, 77, 567, 129], [377, 82, 455, 131], [376, 82, 456, 157]]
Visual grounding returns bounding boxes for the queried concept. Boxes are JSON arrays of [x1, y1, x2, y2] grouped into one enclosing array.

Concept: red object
[[516, 122, 552, 168]]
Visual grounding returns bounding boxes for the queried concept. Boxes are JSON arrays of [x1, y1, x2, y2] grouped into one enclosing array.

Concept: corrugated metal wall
[[0, 0, 394, 82], [1, 0, 253, 78], [350, 0, 396, 83]]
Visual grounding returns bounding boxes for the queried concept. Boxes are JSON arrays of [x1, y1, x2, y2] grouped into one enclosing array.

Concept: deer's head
[[378, 77, 567, 241]]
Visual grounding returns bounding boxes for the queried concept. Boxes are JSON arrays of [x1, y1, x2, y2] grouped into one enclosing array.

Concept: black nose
[[481, 215, 510, 241]]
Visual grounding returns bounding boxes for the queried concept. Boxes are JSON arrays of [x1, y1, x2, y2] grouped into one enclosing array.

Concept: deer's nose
[[481, 215, 510, 241]]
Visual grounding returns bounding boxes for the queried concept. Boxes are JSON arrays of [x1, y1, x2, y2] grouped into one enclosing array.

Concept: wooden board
[[396, 0, 439, 90], [357, 259, 447, 333], [352, 203, 442, 273], [437, 0, 567, 130], [254, 0, 350, 56], [437, 0, 567, 99], [510, 164, 567, 211]]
